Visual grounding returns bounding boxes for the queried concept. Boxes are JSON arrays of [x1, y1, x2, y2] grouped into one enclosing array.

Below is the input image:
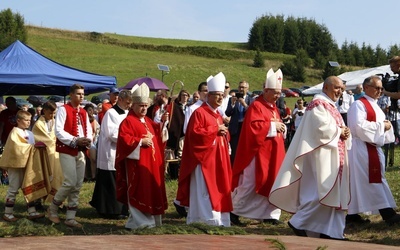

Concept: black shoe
[[288, 222, 307, 237], [173, 202, 187, 217], [263, 219, 284, 225], [385, 213, 400, 226], [34, 202, 46, 212], [320, 233, 348, 241], [346, 214, 370, 224], [230, 212, 244, 226]]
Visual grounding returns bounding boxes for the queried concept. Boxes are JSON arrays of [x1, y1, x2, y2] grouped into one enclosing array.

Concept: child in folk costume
[[1, 110, 50, 222]]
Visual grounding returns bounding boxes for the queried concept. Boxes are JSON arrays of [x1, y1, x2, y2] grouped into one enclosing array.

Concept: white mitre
[[207, 72, 226, 92], [131, 83, 150, 103], [264, 68, 283, 89]]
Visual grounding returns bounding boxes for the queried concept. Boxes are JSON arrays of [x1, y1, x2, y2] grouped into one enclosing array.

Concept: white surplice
[[186, 165, 231, 227], [232, 158, 281, 220], [347, 95, 396, 215], [97, 107, 128, 171]]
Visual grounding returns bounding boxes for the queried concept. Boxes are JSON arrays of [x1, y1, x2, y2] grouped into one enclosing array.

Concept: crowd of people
[[0, 56, 400, 239]]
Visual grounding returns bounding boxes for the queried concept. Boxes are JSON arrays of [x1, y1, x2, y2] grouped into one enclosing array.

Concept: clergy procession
[[1, 56, 400, 240]]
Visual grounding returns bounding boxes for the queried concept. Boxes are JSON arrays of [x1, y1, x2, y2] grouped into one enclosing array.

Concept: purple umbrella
[[121, 77, 169, 91]]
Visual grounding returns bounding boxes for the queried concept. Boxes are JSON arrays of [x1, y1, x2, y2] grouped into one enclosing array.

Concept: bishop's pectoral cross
[[271, 109, 281, 138], [216, 118, 226, 148], [142, 122, 156, 161]]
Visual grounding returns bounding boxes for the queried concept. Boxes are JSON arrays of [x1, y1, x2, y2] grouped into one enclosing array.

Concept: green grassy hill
[[25, 26, 322, 98]]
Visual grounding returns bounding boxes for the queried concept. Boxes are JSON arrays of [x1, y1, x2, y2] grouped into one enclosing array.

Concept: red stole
[[307, 99, 346, 173], [359, 97, 381, 183]]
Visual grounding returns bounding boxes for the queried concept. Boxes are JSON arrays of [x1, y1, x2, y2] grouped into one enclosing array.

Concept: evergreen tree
[[313, 52, 327, 69], [361, 43, 375, 67], [248, 17, 266, 51], [283, 16, 299, 54], [309, 24, 334, 59], [341, 40, 351, 65], [349, 42, 364, 66], [374, 45, 388, 65], [297, 18, 312, 55], [263, 15, 285, 53], [280, 49, 308, 82], [322, 61, 340, 80], [253, 49, 265, 68], [387, 44, 400, 59], [0, 8, 27, 51]]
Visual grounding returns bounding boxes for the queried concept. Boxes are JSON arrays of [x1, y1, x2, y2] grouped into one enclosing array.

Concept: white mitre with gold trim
[[264, 68, 283, 89], [131, 83, 150, 103], [207, 72, 226, 92]]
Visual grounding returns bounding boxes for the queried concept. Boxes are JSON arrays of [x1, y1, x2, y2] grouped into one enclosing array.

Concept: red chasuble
[[176, 103, 232, 212], [231, 95, 286, 197], [115, 110, 167, 215]]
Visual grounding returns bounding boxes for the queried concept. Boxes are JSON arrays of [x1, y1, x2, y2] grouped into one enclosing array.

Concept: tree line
[[249, 14, 400, 81]]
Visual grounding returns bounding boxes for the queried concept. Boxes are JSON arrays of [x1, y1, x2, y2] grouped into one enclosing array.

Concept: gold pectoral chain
[[271, 110, 283, 137], [142, 122, 156, 161]]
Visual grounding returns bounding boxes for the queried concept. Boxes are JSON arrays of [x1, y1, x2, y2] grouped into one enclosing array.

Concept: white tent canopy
[[303, 65, 395, 95]]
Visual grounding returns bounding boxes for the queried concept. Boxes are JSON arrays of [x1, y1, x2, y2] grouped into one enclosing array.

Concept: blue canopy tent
[[0, 40, 116, 96]]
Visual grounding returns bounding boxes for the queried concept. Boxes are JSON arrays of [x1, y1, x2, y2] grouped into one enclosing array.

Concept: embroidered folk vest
[[56, 103, 88, 156]]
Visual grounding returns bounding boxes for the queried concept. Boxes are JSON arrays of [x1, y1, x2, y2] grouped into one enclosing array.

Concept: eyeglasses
[[209, 93, 224, 98], [225, 86, 230, 89], [368, 85, 384, 91]]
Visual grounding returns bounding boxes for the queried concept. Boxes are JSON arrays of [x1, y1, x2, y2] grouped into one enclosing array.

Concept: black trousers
[[230, 122, 243, 166]]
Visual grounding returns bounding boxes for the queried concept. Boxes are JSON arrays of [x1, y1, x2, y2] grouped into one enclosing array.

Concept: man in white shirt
[[220, 81, 231, 125], [336, 85, 354, 125], [183, 82, 208, 134], [90, 90, 132, 219], [347, 75, 400, 225], [48, 84, 93, 228]]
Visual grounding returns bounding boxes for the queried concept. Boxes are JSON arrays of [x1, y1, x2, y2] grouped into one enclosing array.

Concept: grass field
[[24, 26, 313, 98], [22, 26, 314, 110]]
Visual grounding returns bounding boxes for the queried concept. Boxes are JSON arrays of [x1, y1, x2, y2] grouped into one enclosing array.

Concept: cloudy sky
[[1, 0, 398, 49]]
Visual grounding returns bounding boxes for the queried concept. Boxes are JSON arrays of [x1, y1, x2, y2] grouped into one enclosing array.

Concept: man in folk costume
[[90, 90, 132, 219], [32, 101, 63, 204], [269, 76, 351, 240], [47, 84, 93, 228], [115, 83, 169, 230], [347, 75, 400, 225], [231, 69, 286, 225], [176, 72, 232, 227]]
